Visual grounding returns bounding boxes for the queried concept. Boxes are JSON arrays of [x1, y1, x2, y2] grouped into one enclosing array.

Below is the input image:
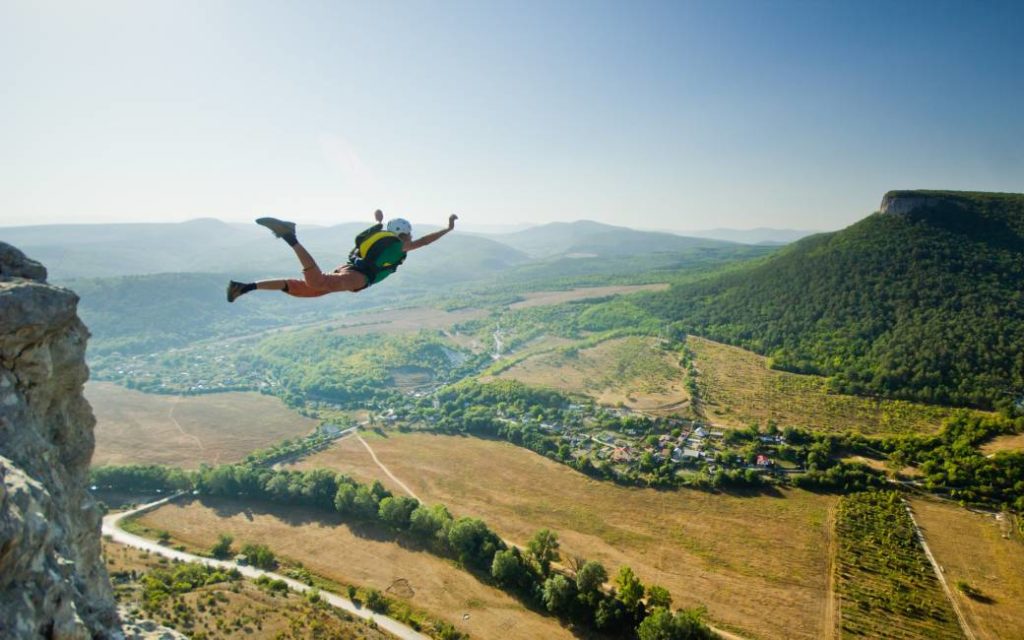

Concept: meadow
[[910, 497, 1024, 640], [488, 336, 690, 414], [290, 431, 836, 640], [88, 382, 318, 469], [134, 496, 577, 640], [688, 337, 970, 435], [103, 539, 393, 640], [980, 432, 1024, 455]]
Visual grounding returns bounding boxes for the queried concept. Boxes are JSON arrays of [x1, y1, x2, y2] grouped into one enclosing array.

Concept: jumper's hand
[[374, 209, 384, 223], [448, 214, 458, 230]]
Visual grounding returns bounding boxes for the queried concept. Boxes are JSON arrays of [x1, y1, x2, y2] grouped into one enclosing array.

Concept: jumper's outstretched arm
[[407, 214, 458, 251]]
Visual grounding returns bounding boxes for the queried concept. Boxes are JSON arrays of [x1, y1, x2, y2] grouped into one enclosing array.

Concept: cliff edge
[[0, 242, 119, 638]]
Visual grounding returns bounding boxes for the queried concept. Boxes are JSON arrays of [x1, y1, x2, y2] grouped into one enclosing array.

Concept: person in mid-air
[[227, 209, 458, 302]]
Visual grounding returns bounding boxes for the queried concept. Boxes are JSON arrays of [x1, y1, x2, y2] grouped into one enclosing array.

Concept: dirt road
[[103, 497, 430, 640]]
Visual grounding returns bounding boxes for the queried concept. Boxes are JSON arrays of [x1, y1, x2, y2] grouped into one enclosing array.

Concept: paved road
[[102, 496, 431, 640]]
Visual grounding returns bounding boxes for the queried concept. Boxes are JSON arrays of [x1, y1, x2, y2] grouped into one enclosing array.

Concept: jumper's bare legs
[[227, 216, 369, 302]]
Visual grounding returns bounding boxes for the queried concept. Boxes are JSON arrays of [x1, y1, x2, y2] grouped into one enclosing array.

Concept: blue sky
[[1, 0, 1021, 231]]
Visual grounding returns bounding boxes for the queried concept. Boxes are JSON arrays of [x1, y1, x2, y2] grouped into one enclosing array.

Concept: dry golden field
[[490, 336, 690, 414], [290, 431, 836, 640], [103, 539, 393, 640], [135, 497, 577, 640], [980, 432, 1024, 455], [689, 337, 971, 435], [911, 498, 1024, 640], [505, 283, 669, 310], [88, 382, 318, 469]]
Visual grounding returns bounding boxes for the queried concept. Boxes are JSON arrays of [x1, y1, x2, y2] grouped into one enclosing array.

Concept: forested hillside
[[641, 191, 1024, 410]]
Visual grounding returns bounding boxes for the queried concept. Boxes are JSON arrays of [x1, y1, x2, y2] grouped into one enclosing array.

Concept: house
[[693, 427, 709, 439], [611, 447, 633, 463], [756, 455, 773, 468]]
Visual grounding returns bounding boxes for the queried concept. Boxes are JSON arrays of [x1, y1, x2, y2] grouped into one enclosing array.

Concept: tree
[[378, 496, 419, 530], [334, 482, 356, 513], [542, 574, 576, 615], [576, 560, 608, 604], [448, 517, 501, 568], [491, 549, 526, 589], [595, 596, 628, 632], [615, 565, 645, 611], [240, 543, 276, 570], [353, 485, 381, 519], [410, 503, 453, 543], [527, 529, 560, 576], [210, 534, 234, 559], [636, 607, 714, 640], [646, 584, 672, 610]]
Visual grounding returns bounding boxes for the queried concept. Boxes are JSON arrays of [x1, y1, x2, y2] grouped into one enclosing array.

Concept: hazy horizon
[[3, 1, 1021, 230]]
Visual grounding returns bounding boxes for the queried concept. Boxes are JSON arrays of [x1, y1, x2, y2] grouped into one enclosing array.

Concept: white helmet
[[386, 218, 412, 236]]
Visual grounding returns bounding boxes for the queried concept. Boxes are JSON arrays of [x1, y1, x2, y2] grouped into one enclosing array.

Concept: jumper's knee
[[302, 268, 329, 290]]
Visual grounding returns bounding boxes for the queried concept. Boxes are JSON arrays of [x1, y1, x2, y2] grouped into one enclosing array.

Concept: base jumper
[[227, 209, 458, 302]]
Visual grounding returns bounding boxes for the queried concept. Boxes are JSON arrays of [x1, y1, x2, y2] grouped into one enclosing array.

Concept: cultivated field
[[834, 492, 962, 640], [134, 497, 576, 640], [911, 498, 1024, 640], [690, 337, 970, 435], [103, 540, 392, 640], [291, 431, 836, 640], [980, 432, 1024, 455], [88, 382, 318, 469], [489, 336, 690, 414]]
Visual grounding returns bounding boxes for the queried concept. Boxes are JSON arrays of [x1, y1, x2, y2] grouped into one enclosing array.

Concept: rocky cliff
[[0, 242, 119, 638], [879, 190, 963, 215]]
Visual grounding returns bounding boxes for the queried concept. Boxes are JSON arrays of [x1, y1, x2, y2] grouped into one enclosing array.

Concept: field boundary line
[[902, 498, 977, 640], [823, 501, 840, 639], [357, 434, 422, 503]]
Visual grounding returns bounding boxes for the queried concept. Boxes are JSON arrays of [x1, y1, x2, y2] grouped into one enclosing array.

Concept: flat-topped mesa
[[879, 191, 964, 216]]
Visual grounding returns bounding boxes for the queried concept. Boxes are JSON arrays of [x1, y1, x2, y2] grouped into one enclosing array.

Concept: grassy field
[[290, 431, 836, 640], [505, 283, 669, 310], [689, 337, 971, 435], [88, 382, 318, 469], [488, 336, 690, 414], [134, 497, 576, 640], [911, 498, 1024, 640], [980, 433, 1024, 455], [103, 539, 393, 640], [834, 492, 962, 640]]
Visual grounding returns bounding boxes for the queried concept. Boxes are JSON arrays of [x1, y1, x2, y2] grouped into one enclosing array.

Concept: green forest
[[640, 192, 1024, 411]]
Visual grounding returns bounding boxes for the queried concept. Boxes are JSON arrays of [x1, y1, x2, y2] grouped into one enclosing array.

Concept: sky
[[1, 0, 1022, 233]]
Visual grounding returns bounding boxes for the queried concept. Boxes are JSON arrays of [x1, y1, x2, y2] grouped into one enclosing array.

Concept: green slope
[[641, 190, 1024, 410]]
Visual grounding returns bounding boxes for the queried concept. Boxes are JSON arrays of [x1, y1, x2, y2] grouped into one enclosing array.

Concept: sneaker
[[227, 280, 246, 303], [255, 217, 296, 238]]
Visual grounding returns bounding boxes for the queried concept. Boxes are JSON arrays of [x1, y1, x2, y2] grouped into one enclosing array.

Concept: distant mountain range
[[1, 218, 757, 281], [641, 190, 1024, 410], [679, 227, 819, 245]]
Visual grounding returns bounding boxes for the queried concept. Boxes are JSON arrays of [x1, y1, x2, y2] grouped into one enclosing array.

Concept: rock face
[[879, 190, 963, 216], [0, 242, 119, 638]]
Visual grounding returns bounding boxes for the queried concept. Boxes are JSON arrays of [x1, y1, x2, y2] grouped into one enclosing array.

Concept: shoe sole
[[255, 217, 296, 238]]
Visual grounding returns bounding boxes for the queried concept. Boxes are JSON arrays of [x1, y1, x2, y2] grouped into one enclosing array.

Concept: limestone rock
[[0, 242, 119, 639]]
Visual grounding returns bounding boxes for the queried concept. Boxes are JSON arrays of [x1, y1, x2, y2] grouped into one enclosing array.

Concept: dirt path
[[822, 502, 840, 639], [902, 499, 977, 640], [167, 397, 207, 454], [357, 435, 422, 502], [103, 496, 429, 640]]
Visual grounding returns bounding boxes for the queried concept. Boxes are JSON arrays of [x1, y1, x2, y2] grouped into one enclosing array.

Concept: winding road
[[102, 496, 430, 640]]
